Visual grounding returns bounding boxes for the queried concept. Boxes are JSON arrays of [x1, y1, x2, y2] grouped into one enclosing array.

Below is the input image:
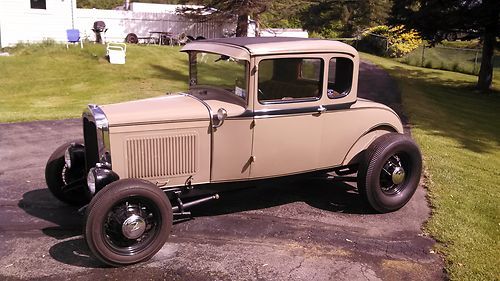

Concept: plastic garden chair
[[66, 29, 83, 49]]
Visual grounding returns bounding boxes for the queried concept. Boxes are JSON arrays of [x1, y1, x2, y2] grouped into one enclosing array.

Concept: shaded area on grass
[[388, 66, 499, 154]]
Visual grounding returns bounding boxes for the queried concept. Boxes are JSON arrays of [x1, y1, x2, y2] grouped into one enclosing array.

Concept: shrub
[[359, 25, 422, 58]]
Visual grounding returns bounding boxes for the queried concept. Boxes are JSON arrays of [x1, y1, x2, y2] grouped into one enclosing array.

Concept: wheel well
[[342, 125, 399, 166]]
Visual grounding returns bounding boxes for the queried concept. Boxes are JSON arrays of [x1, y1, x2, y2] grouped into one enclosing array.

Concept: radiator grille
[[126, 134, 197, 179]]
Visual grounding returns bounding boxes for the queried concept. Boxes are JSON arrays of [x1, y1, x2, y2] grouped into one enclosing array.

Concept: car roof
[[181, 37, 358, 60]]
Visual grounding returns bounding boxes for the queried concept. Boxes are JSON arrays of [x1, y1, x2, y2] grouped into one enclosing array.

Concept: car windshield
[[189, 52, 248, 101]]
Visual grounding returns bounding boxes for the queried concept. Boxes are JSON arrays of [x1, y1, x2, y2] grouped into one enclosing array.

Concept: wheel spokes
[[104, 198, 160, 255]]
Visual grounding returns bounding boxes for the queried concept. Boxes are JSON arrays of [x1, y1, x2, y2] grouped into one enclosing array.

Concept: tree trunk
[[476, 0, 499, 93], [477, 27, 496, 93], [236, 14, 249, 37]]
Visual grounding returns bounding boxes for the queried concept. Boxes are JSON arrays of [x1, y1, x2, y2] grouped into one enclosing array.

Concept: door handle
[[317, 105, 327, 114]]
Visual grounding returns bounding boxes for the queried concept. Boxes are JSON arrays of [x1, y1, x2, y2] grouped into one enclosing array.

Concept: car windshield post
[[188, 52, 198, 86]]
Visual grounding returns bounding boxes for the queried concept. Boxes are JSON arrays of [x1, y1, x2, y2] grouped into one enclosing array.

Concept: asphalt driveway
[[0, 62, 444, 280]]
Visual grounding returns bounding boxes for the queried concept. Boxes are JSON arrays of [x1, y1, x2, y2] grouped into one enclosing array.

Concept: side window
[[327, 57, 353, 99], [31, 0, 46, 9], [258, 58, 323, 103]]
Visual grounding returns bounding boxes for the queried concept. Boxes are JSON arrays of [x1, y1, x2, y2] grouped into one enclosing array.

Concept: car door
[[250, 55, 326, 179]]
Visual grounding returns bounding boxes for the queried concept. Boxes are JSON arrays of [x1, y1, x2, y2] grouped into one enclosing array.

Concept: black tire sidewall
[[360, 133, 422, 213], [45, 140, 87, 206], [84, 179, 173, 266]]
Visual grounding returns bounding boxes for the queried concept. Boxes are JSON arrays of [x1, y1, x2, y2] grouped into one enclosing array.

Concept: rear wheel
[[45, 140, 89, 206], [357, 133, 422, 213], [84, 179, 173, 266]]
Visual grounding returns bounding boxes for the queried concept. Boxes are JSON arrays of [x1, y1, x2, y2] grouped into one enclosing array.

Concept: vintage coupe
[[45, 37, 422, 266]]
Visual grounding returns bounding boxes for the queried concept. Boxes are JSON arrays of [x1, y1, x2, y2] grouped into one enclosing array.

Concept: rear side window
[[258, 58, 323, 103], [327, 57, 353, 99]]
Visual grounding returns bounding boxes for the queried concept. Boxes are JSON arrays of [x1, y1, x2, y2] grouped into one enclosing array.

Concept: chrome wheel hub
[[380, 154, 408, 195], [391, 166, 406, 185], [122, 214, 146, 239]]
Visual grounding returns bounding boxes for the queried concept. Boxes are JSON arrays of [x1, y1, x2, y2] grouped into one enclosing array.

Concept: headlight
[[86, 167, 119, 197], [87, 168, 96, 195], [64, 148, 72, 169]]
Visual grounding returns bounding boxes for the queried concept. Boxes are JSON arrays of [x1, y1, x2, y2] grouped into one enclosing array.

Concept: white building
[[0, 0, 78, 47], [0, 1, 307, 48]]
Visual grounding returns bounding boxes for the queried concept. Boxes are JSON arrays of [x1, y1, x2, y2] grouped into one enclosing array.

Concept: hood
[[100, 94, 210, 126]]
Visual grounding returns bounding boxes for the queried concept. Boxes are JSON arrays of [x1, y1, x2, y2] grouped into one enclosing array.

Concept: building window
[[31, 0, 46, 9]]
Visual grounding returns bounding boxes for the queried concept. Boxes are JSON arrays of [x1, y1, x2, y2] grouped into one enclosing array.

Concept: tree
[[259, 0, 311, 29], [179, 0, 270, 37], [300, 0, 392, 38], [391, 0, 500, 92]]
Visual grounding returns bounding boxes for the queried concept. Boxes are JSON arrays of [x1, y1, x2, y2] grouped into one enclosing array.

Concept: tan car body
[[96, 38, 403, 189], [54, 37, 420, 266]]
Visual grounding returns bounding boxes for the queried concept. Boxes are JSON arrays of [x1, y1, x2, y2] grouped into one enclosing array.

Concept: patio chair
[[66, 29, 83, 49]]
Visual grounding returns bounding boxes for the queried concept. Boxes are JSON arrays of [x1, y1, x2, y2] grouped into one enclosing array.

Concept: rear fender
[[342, 125, 398, 166]]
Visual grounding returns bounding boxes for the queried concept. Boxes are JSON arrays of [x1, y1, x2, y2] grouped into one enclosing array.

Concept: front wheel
[[357, 133, 422, 213], [45, 140, 89, 206], [84, 179, 173, 266]]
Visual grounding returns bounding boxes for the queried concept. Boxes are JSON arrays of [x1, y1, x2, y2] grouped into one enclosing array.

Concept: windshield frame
[[188, 51, 250, 104]]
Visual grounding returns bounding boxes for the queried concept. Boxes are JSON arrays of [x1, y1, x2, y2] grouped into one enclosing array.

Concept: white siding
[[0, 0, 76, 47]]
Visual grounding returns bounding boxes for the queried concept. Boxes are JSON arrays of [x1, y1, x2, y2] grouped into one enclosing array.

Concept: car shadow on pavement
[[17, 189, 110, 268], [189, 177, 373, 217], [18, 176, 373, 269], [49, 237, 108, 268], [18, 188, 83, 238]]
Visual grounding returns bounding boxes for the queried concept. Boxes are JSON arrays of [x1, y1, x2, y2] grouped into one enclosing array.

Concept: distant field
[[363, 52, 499, 281], [0, 43, 188, 122], [399, 44, 500, 75]]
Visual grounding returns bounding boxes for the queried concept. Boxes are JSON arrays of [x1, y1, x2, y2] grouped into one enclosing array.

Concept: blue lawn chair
[[66, 29, 83, 49]]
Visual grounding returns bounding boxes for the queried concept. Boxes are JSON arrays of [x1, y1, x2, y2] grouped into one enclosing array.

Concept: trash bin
[[106, 43, 126, 64]]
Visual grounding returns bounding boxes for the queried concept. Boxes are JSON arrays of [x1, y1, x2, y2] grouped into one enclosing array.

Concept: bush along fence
[[333, 25, 497, 77]]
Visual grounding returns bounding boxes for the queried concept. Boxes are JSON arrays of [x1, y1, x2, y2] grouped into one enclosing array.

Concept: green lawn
[[0, 43, 188, 122], [362, 53, 500, 281], [1, 43, 499, 280]]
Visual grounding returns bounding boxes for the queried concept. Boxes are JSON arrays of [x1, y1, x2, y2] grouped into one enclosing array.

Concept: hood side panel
[[101, 94, 210, 127], [109, 120, 211, 187]]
